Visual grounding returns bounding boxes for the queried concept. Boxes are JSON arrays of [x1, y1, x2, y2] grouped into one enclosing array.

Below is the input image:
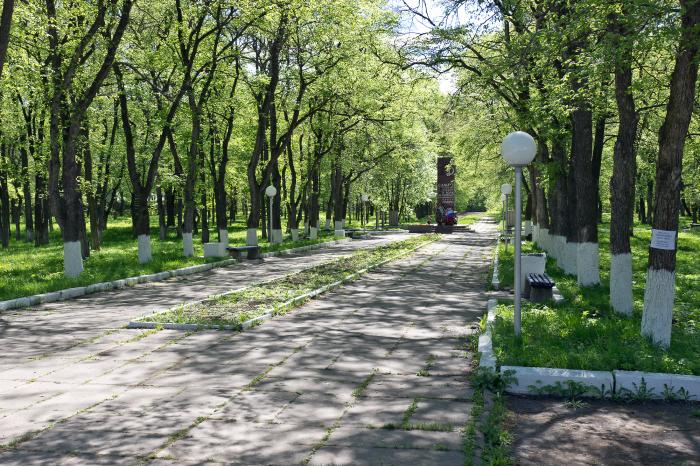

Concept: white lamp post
[[501, 131, 537, 337], [265, 185, 277, 244]]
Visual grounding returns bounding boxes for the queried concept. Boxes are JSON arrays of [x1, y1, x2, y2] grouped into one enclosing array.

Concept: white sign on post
[[650, 229, 676, 251]]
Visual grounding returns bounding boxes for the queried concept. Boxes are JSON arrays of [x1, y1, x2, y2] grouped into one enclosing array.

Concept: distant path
[[0, 224, 498, 465]]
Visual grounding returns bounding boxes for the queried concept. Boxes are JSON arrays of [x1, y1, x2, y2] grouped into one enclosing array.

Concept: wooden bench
[[345, 229, 369, 239], [525, 273, 555, 303], [227, 246, 261, 260]]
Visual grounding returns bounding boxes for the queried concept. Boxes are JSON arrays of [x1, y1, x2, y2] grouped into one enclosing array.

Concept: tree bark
[[642, 0, 700, 347], [609, 9, 639, 315]]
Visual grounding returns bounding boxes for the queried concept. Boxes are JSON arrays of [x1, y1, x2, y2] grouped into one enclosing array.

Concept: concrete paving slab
[[309, 445, 464, 465], [0, 225, 497, 465]]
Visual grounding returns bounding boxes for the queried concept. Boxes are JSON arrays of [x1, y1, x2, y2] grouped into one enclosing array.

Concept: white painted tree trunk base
[[309, 227, 318, 240], [642, 268, 675, 348], [532, 225, 539, 243], [524, 220, 532, 237], [610, 253, 634, 315], [291, 229, 299, 241], [324, 219, 331, 230], [562, 241, 578, 276], [550, 235, 565, 261], [538, 228, 550, 253], [137, 234, 153, 264], [246, 228, 258, 247], [63, 241, 84, 278], [334, 220, 345, 239], [576, 242, 600, 286], [219, 229, 229, 247], [182, 233, 194, 257], [304, 221, 309, 235], [271, 229, 283, 244]]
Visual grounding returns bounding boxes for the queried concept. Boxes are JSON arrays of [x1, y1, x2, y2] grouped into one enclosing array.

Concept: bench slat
[[527, 273, 555, 289]]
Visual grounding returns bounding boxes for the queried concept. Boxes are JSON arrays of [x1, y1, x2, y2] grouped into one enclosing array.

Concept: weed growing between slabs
[[463, 334, 514, 465], [140, 234, 439, 328], [493, 221, 700, 375]]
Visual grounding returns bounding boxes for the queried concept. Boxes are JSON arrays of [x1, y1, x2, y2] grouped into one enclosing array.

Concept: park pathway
[[0, 223, 497, 465]]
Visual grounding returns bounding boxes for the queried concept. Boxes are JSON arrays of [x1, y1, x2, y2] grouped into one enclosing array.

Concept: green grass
[[0, 217, 338, 301], [492, 218, 700, 375], [458, 213, 486, 225], [141, 234, 439, 328]]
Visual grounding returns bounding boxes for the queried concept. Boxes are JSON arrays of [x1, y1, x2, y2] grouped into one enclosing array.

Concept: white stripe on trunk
[[610, 253, 634, 315], [63, 241, 84, 278], [538, 228, 549, 252], [309, 227, 318, 240], [334, 221, 345, 239], [137, 234, 152, 264], [272, 229, 283, 244], [642, 268, 675, 348], [562, 240, 578, 276], [290, 229, 299, 241], [219, 229, 229, 247], [182, 232, 194, 257], [246, 228, 258, 246], [524, 220, 532, 237], [576, 241, 600, 286]]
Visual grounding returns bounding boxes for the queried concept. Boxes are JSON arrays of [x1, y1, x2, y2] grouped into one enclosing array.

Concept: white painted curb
[[503, 366, 614, 396], [614, 370, 700, 400], [491, 250, 500, 290], [0, 237, 355, 313], [478, 299, 498, 370]]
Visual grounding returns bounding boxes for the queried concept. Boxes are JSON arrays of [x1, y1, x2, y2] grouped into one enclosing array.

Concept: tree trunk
[[592, 115, 606, 225], [157, 185, 167, 241], [609, 10, 638, 315], [571, 90, 600, 286], [19, 143, 33, 242], [83, 123, 101, 250], [642, 0, 700, 348]]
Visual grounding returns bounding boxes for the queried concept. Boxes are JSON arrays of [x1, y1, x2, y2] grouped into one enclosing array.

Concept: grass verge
[[140, 234, 439, 329], [0, 217, 339, 302], [493, 220, 700, 375]]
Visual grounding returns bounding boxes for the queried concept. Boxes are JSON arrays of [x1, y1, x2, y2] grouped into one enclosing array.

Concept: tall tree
[[641, 0, 700, 347], [45, 0, 133, 277]]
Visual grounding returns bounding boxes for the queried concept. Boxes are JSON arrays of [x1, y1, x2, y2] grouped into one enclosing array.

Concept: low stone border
[[0, 237, 351, 313], [478, 299, 700, 399], [503, 366, 614, 396], [614, 370, 700, 400], [491, 251, 500, 290], [127, 239, 435, 333], [478, 299, 498, 370]]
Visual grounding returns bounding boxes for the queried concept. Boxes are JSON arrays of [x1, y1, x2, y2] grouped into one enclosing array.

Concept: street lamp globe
[[501, 131, 537, 167], [501, 183, 512, 195], [265, 185, 277, 197]]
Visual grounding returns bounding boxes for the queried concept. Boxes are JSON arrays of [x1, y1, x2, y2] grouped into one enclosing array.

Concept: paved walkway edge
[[0, 238, 351, 313], [127, 239, 436, 332]]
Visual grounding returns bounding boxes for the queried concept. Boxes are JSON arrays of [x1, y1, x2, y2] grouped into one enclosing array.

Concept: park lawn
[[0, 217, 336, 302], [491, 220, 700, 375], [141, 234, 439, 328], [458, 213, 485, 225]]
